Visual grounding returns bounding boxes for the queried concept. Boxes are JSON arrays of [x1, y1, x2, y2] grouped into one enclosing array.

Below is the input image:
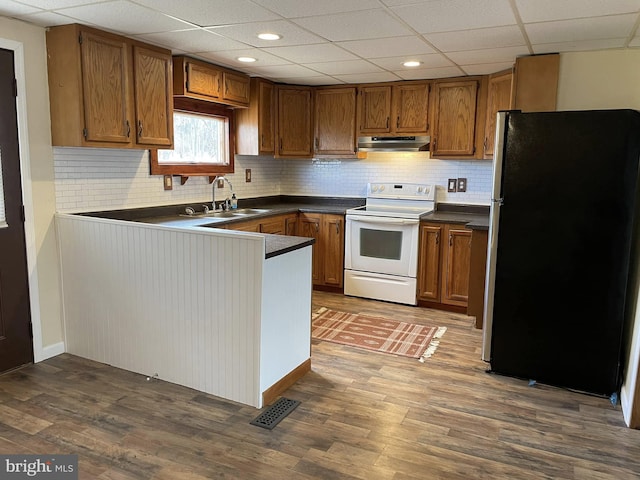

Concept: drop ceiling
[[2, 0, 640, 85]]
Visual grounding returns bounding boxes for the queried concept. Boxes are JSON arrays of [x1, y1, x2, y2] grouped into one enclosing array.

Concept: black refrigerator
[[482, 109, 640, 397]]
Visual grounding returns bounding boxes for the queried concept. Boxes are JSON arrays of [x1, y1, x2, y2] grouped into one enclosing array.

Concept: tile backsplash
[[53, 148, 493, 213]]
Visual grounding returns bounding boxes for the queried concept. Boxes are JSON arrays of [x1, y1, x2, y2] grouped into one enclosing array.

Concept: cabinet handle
[[396, 116, 400, 128], [386, 117, 389, 129], [126, 120, 130, 138], [335, 222, 340, 235], [484, 137, 488, 153], [279, 138, 283, 151], [138, 120, 143, 137], [315, 222, 319, 233], [432, 138, 437, 151], [218, 78, 221, 93], [449, 233, 453, 246], [261, 133, 264, 147], [315, 137, 319, 149], [435, 231, 440, 244]]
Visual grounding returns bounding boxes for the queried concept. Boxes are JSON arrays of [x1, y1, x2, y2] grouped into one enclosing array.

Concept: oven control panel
[[367, 183, 436, 200]]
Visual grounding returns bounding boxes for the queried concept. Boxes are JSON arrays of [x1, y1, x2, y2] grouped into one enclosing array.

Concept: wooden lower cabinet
[[225, 212, 298, 235], [417, 222, 472, 307], [298, 213, 344, 288]]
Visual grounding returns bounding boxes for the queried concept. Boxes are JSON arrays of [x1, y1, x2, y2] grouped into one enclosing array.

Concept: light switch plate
[[457, 178, 467, 192], [448, 178, 457, 192]]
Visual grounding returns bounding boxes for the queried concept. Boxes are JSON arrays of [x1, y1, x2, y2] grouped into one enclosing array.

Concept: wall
[[0, 17, 63, 356], [556, 48, 640, 428], [54, 149, 493, 212]]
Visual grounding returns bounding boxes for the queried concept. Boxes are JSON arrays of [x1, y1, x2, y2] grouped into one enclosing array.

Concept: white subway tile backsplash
[[53, 148, 492, 212]]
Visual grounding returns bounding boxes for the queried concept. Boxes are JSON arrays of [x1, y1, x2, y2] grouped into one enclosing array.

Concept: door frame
[[0, 38, 45, 362]]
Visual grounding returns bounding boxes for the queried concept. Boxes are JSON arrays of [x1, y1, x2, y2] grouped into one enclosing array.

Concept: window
[[150, 98, 235, 177]]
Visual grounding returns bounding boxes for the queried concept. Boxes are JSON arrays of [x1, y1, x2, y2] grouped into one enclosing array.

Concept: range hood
[[357, 136, 430, 152]]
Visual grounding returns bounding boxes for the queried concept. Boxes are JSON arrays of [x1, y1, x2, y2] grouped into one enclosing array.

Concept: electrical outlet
[[457, 178, 467, 192], [245, 168, 252, 183], [217, 179, 224, 188], [448, 178, 457, 192], [163, 175, 172, 191]]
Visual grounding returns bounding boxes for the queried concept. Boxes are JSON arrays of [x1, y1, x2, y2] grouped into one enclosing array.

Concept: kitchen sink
[[179, 208, 271, 219], [231, 208, 270, 215]]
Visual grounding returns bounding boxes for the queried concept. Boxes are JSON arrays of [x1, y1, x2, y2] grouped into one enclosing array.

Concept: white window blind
[[0, 147, 6, 229]]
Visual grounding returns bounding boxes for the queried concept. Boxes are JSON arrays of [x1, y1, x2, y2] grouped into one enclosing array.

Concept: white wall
[[556, 48, 640, 427], [0, 17, 63, 357]]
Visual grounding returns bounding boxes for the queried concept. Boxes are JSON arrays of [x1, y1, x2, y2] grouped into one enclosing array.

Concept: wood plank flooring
[[1, 291, 640, 479]]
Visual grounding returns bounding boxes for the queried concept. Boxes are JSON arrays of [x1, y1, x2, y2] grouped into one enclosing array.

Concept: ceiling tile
[[15, 11, 78, 27], [0, 0, 41, 16], [515, 0, 640, 23], [391, 0, 517, 34], [393, 65, 464, 80], [17, 0, 100, 8], [207, 20, 327, 47], [525, 14, 638, 44], [337, 36, 435, 58], [461, 61, 515, 75], [425, 25, 526, 52], [292, 9, 414, 41], [135, 29, 248, 53], [56, 1, 194, 35], [263, 43, 358, 63], [369, 53, 454, 70], [533, 38, 628, 53], [303, 59, 384, 75], [252, 0, 382, 17], [194, 48, 292, 67], [446, 45, 530, 65], [333, 72, 403, 83], [243, 64, 322, 78], [132, 0, 280, 27], [630, 37, 640, 47]]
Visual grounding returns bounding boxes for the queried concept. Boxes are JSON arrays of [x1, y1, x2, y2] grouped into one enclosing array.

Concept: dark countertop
[[79, 195, 365, 259], [421, 203, 490, 230]]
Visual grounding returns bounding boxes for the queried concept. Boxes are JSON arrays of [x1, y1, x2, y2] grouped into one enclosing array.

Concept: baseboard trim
[[39, 341, 65, 362], [262, 358, 311, 407]]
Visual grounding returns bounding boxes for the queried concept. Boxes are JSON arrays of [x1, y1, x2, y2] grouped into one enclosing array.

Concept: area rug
[[312, 307, 446, 362]]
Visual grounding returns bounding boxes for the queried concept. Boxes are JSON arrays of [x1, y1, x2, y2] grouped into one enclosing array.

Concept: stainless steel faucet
[[212, 175, 234, 211]]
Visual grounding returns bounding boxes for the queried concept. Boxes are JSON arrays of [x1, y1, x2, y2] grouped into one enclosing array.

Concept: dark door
[[0, 48, 33, 372]]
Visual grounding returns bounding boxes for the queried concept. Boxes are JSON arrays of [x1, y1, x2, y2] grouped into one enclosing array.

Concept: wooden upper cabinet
[[173, 56, 249, 108], [392, 82, 430, 134], [431, 78, 485, 159], [276, 85, 313, 158], [133, 46, 173, 147], [314, 86, 357, 156], [512, 54, 559, 112], [357, 82, 429, 135], [46, 24, 173, 149], [79, 31, 130, 145], [236, 78, 275, 155], [358, 85, 392, 134], [483, 69, 513, 159]]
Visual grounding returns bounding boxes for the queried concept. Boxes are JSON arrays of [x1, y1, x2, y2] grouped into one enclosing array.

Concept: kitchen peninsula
[[56, 209, 315, 409]]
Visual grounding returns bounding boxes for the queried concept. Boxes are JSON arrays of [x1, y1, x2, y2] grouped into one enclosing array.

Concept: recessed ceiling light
[[237, 57, 257, 63], [403, 61, 422, 67], [258, 33, 281, 41]]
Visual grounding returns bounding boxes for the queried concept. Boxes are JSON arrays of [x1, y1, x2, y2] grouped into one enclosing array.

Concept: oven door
[[345, 214, 419, 277]]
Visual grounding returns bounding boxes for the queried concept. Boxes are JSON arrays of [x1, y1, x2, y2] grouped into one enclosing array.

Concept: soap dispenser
[[231, 193, 238, 209]]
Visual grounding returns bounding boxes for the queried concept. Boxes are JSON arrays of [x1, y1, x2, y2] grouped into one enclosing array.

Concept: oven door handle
[[346, 215, 420, 225]]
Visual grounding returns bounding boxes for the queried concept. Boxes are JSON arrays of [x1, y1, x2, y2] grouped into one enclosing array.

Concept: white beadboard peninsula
[[55, 213, 313, 408]]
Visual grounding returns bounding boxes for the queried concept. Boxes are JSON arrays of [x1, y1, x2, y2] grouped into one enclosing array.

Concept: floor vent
[[250, 397, 300, 430]]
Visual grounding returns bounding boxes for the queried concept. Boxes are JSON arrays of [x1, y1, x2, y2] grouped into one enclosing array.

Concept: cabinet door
[[260, 217, 286, 235], [298, 213, 322, 284], [285, 214, 298, 236], [442, 226, 471, 306], [230, 219, 261, 232], [431, 80, 478, 157], [314, 87, 357, 156], [133, 46, 173, 147], [223, 71, 250, 106], [322, 215, 344, 288], [277, 86, 313, 157], [185, 60, 221, 99], [393, 82, 429, 134], [417, 224, 442, 301], [484, 70, 513, 159], [258, 80, 275, 154], [358, 85, 391, 134], [80, 30, 131, 144]]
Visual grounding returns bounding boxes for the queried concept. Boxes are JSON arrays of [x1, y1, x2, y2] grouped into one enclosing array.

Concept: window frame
[[149, 97, 235, 176]]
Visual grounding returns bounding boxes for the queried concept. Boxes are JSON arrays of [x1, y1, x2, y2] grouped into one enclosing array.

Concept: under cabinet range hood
[[357, 136, 430, 152]]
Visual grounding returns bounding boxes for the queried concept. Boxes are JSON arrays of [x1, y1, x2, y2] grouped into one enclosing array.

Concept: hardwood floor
[[1, 291, 640, 479]]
